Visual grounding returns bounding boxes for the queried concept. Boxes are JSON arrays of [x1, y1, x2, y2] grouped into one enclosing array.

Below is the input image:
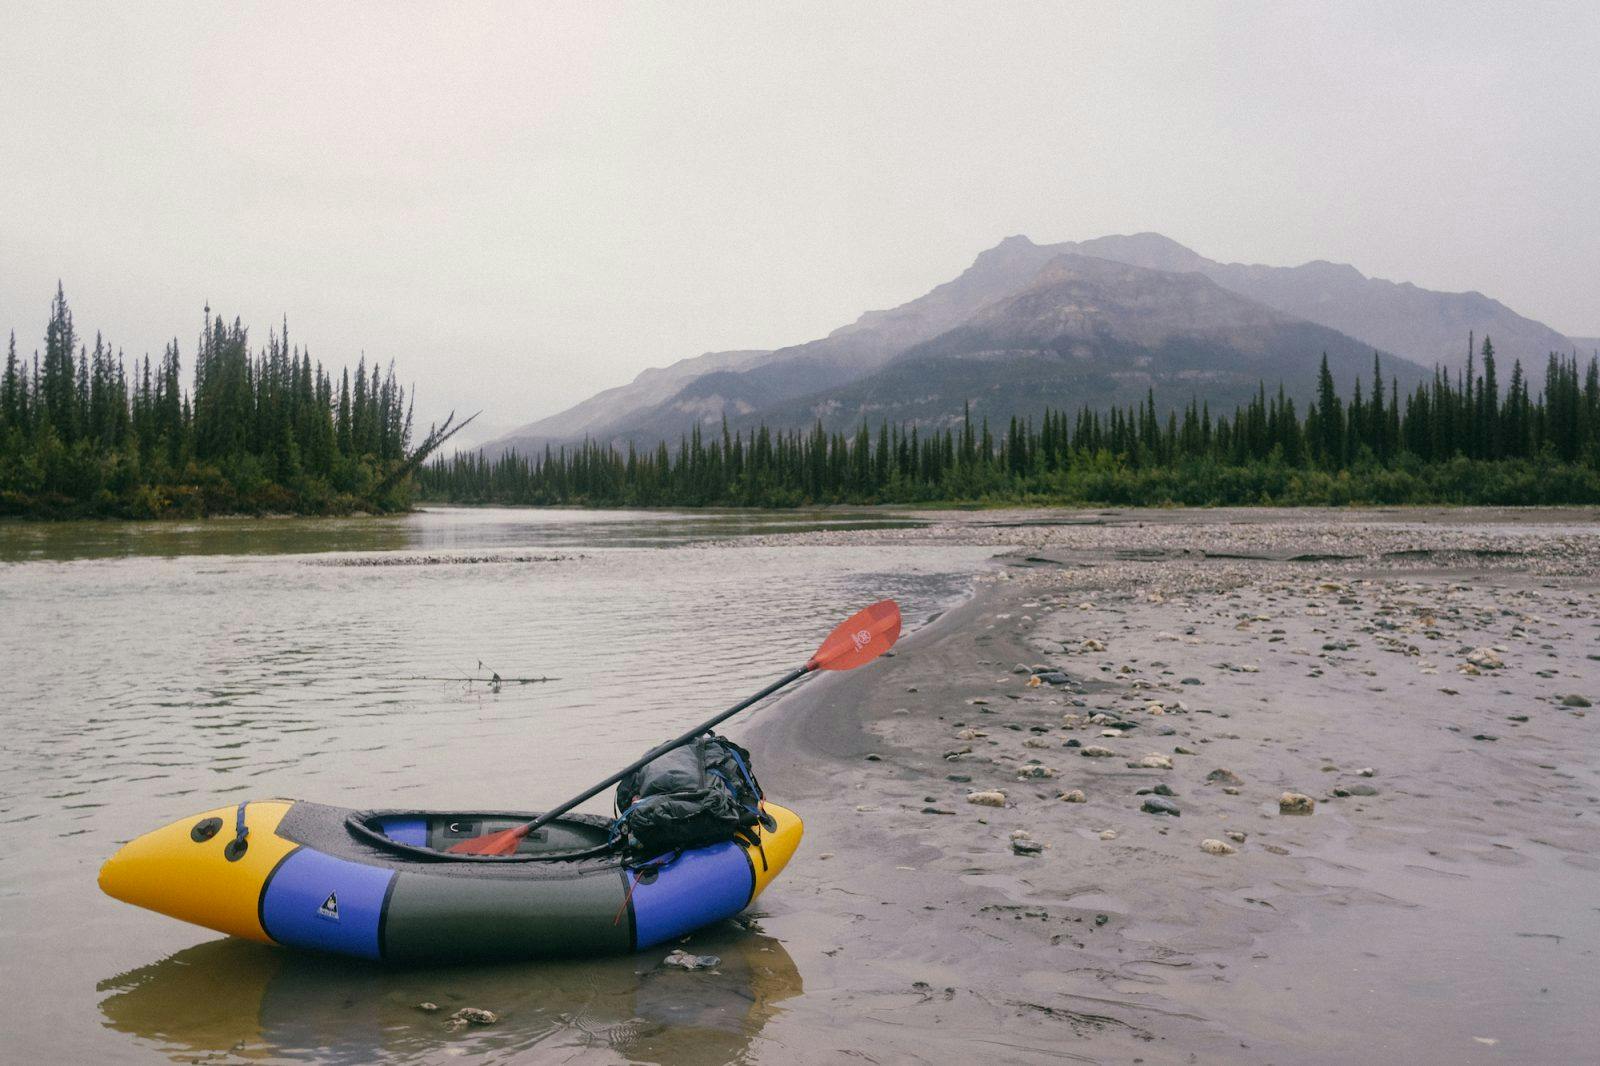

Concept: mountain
[[485, 236, 1098, 456], [1047, 233, 1580, 378], [709, 254, 1427, 436], [493, 347, 772, 445], [486, 233, 1582, 453]]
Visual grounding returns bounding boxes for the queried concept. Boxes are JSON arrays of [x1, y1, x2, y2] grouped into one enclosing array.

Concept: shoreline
[[741, 512, 1599, 1063]]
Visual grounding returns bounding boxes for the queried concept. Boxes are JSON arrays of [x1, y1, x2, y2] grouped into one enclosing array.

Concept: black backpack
[[614, 733, 770, 854]]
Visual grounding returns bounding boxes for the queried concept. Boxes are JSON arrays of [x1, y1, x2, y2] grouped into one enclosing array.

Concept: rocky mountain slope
[[487, 234, 1581, 453]]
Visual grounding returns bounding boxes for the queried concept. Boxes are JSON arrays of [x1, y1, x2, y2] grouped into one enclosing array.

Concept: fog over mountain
[[488, 234, 1586, 455]]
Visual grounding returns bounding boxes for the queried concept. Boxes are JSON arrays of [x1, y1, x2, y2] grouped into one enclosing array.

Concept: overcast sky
[[2, 2, 1595, 445]]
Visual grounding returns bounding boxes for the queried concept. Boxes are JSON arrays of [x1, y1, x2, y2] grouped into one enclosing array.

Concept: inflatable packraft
[[98, 798, 801, 962]]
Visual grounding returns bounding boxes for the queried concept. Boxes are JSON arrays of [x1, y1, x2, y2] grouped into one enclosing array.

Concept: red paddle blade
[[807, 599, 901, 672], [445, 825, 527, 856]]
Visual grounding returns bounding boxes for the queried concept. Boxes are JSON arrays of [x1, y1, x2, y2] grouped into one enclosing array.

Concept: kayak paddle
[[447, 598, 902, 857]]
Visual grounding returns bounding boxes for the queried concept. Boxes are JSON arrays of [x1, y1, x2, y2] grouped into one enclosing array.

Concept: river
[[0, 506, 999, 1064]]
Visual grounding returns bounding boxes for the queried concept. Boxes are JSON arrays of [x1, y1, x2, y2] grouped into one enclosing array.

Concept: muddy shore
[[739, 509, 1600, 1064]]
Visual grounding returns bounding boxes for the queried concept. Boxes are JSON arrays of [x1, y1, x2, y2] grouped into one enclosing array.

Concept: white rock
[[1466, 647, 1504, 670], [966, 790, 1007, 807], [1279, 792, 1316, 815], [1199, 838, 1237, 856]]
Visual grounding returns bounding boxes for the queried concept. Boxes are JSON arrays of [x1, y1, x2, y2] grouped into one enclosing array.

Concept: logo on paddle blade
[[850, 629, 872, 651], [318, 892, 339, 921]]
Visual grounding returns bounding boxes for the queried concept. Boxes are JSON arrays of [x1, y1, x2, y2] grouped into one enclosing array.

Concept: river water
[[0, 507, 999, 1064]]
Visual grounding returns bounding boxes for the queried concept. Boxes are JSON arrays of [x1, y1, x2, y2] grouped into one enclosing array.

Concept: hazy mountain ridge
[[485, 233, 1585, 454], [485, 237, 1079, 455], [720, 254, 1427, 435], [1052, 233, 1581, 376], [495, 347, 772, 445]]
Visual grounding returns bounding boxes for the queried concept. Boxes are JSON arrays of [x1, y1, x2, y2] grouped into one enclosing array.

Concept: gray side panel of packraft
[[381, 866, 633, 962]]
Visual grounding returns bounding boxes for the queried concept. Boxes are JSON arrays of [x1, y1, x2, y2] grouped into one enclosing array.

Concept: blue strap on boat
[[224, 802, 250, 862]]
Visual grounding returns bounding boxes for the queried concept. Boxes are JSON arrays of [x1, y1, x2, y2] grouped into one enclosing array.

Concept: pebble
[[966, 790, 1007, 807], [1099, 829, 1118, 840], [448, 1008, 499, 1027], [1465, 647, 1504, 670], [864, 753, 883, 762], [1562, 694, 1592, 707], [1279, 792, 1316, 815], [1058, 789, 1087, 803], [1206, 768, 1244, 786], [663, 950, 720, 971], [416, 1002, 440, 1012], [1015, 765, 1056, 779], [1357, 767, 1376, 777], [1199, 838, 1237, 855], [1141, 796, 1181, 816], [1128, 753, 1173, 769], [1080, 745, 1117, 758], [1225, 830, 1247, 843]]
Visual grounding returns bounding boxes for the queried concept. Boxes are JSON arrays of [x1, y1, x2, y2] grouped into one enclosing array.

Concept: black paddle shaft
[[517, 664, 811, 838]]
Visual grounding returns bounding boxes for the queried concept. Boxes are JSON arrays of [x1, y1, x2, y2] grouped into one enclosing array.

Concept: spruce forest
[[0, 287, 420, 518], [4, 285, 1597, 518], [420, 342, 1600, 508]]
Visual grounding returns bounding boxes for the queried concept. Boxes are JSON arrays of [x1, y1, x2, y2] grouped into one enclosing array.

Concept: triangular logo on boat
[[318, 892, 339, 921]]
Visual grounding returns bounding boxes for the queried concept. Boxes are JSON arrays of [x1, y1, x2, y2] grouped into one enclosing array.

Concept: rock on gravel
[[1466, 647, 1504, 670], [966, 790, 1007, 807], [1200, 838, 1238, 855], [1142, 797, 1181, 816], [1058, 789, 1087, 803], [448, 1008, 499, 1027], [1206, 768, 1244, 786], [1080, 745, 1117, 758], [1129, 753, 1173, 769], [663, 950, 721, 971], [1279, 792, 1316, 815]]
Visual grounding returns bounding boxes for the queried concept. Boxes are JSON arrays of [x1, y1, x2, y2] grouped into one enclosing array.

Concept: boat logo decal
[[851, 628, 871, 651], [318, 892, 340, 921]]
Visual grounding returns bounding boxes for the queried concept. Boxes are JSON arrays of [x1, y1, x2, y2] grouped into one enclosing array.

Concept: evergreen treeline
[[1, 286, 418, 517], [421, 341, 1600, 509]]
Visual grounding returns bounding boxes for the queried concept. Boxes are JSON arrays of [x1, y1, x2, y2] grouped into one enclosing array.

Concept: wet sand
[[741, 509, 1600, 1064]]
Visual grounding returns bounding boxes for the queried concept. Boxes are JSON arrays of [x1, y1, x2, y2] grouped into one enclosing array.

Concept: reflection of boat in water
[[98, 923, 803, 1064]]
